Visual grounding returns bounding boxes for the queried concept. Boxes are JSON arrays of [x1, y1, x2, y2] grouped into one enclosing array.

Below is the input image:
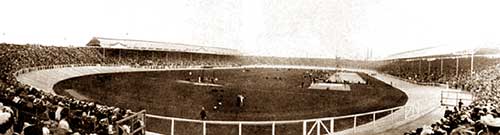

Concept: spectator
[[0, 106, 14, 135], [200, 107, 207, 120]]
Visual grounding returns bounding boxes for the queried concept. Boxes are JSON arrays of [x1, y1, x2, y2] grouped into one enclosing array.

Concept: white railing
[[146, 102, 427, 135], [441, 90, 474, 106], [116, 110, 147, 135]]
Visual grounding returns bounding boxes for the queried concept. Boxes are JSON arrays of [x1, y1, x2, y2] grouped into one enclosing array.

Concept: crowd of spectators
[[101, 49, 241, 68], [378, 57, 500, 85], [404, 62, 500, 135], [0, 43, 242, 134], [0, 44, 106, 86], [0, 84, 140, 135]]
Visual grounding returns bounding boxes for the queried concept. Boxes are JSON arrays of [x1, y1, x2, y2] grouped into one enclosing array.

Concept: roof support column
[[418, 59, 422, 76], [165, 52, 168, 62], [440, 58, 443, 75], [456, 57, 459, 77], [471, 53, 474, 76], [190, 53, 193, 62], [119, 49, 121, 63], [103, 47, 106, 58], [428, 59, 431, 74]]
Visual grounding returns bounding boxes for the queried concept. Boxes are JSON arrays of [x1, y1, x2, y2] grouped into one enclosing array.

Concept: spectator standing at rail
[[200, 107, 207, 120], [458, 99, 464, 111]]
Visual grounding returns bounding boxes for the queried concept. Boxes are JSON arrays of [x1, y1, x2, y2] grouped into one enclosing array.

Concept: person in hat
[[58, 114, 72, 134], [55, 102, 65, 121], [480, 114, 500, 134], [0, 106, 14, 135], [458, 99, 464, 111]]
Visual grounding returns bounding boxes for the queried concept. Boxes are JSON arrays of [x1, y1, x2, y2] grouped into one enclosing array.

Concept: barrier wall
[[146, 103, 428, 135], [441, 90, 474, 106]]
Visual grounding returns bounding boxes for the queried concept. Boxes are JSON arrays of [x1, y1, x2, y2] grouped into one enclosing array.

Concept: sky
[[1, 0, 500, 59]]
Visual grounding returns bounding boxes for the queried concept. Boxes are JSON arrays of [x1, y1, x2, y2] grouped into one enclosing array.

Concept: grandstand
[[1, 38, 500, 135], [87, 37, 241, 55], [379, 45, 500, 85], [378, 45, 500, 135], [0, 40, 246, 135]]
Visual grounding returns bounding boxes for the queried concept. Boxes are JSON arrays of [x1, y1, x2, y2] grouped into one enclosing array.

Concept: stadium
[[3, 1, 500, 135], [0, 36, 498, 135]]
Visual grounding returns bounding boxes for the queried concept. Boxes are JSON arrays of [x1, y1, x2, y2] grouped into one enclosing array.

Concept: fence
[[146, 102, 426, 135], [440, 90, 474, 106], [116, 110, 147, 135]]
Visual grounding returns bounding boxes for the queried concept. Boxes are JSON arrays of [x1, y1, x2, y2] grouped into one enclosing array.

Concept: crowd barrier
[[146, 102, 427, 135], [116, 110, 147, 135], [440, 90, 474, 106]]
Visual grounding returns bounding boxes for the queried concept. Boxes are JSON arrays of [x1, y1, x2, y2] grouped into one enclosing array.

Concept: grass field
[[53, 68, 408, 134]]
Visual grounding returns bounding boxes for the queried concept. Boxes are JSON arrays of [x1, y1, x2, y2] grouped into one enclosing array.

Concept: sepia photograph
[[1, 0, 500, 134]]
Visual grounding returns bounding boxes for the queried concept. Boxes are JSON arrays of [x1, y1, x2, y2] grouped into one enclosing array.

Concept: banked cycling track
[[15, 65, 443, 135]]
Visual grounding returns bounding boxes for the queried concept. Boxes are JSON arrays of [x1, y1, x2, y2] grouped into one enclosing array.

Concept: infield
[[53, 68, 407, 134]]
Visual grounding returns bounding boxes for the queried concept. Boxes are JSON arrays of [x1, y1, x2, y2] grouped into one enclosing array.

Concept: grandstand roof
[[385, 45, 500, 60], [86, 37, 241, 55]]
